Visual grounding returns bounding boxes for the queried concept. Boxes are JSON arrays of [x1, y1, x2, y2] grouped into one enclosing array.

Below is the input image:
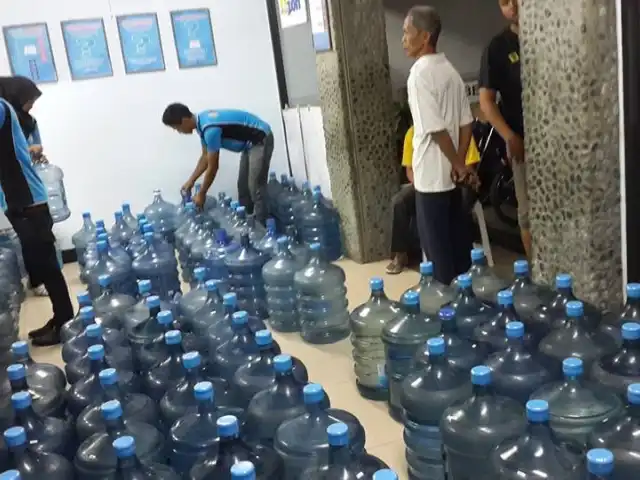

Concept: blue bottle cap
[[236, 206, 246, 215], [11, 392, 32, 410], [205, 280, 219, 292], [273, 354, 292, 373], [255, 329, 272, 346], [622, 322, 640, 341], [112, 435, 136, 458], [143, 232, 154, 242], [303, 383, 325, 404], [266, 218, 277, 230], [165, 330, 182, 345], [142, 224, 153, 233], [506, 321, 524, 338], [101, 400, 123, 420], [77, 291, 91, 304], [513, 260, 529, 274], [419, 261, 433, 275], [231, 461, 256, 480], [526, 399, 549, 423], [427, 337, 446, 355], [98, 274, 111, 286], [10, 341, 28, 356], [146, 295, 161, 309], [138, 280, 152, 294], [80, 306, 95, 323], [312, 190, 322, 201], [457, 274, 472, 288], [114, 211, 123, 220], [217, 415, 240, 438], [232, 311, 249, 326], [627, 384, 640, 404], [96, 219, 105, 227], [122, 202, 131, 210], [182, 351, 201, 369], [566, 301, 584, 317], [438, 307, 455, 322], [194, 381, 214, 401], [0, 470, 21, 480], [223, 293, 237, 306], [627, 283, 640, 299], [194, 267, 206, 280], [497, 290, 513, 306], [82, 211, 91, 218], [327, 422, 349, 447], [6, 364, 25, 381], [3, 427, 26, 448], [373, 470, 398, 480], [402, 291, 419, 306], [555, 274, 572, 289], [370, 277, 384, 291], [157, 310, 173, 325], [309, 243, 321, 252], [276, 236, 288, 247], [470, 248, 485, 261], [85, 323, 102, 338], [587, 448, 614, 475], [562, 357, 583, 377], [471, 365, 491, 386], [99, 368, 118, 386], [88, 344, 105, 360]]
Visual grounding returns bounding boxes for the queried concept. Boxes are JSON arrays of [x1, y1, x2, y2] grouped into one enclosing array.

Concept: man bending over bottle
[[162, 103, 274, 224]]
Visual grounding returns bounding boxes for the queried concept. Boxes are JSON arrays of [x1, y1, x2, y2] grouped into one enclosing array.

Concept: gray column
[[316, 0, 398, 263], [520, 0, 621, 308]]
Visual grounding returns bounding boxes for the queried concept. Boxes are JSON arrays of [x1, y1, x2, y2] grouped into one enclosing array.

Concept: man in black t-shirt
[[478, 0, 531, 258]]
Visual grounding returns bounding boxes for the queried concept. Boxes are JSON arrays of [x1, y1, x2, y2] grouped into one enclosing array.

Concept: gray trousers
[[238, 132, 274, 224]]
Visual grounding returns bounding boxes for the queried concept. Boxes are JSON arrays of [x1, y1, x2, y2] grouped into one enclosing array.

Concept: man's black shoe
[[27, 319, 56, 339], [31, 323, 62, 347]]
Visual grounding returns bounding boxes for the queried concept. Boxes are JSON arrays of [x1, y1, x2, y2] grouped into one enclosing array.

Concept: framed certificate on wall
[[116, 13, 165, 74], [2, 23, 58, 83], [61, 18, 113, 80], [170, 8, 218, 69]]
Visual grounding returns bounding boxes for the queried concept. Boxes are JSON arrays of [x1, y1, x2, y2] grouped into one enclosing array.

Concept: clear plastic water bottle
[[3, 426, 73, 478], [349, 277, 400, 400], [144, 330, 191, 401], [531, 358, 623, 447], [213, 311, 261, 381], [275, 384, 365, 479], [132, 232, 181, 301], [297, 190, 342, 262], [585, 448, 615, 479], [61, 312, 128, 364], [401, 337, 473, 479], [404, 261, 455, 316], [202, 229, 240, 293], [256, 218, 278, 256], [179, 267, 209, 324], [112, 436, 179, 479], [110, 211, 136, 249], [93, 275, 136, 327], [460, 247, 509, 305], [441, 365, 527, 479], [34, 162, 70, 223], [485, 322, 557, 404], [448, 273, 497, 339], [508, 260, 554, 321], [190, 280, 223, 337], [300, 423, 388, 478], [382, 291, 441, 421], [74, 400, 165, 478], [190, 414, 283, 479], [144, 189, 178, 245], [86, 241, 137, 299], [76, 368, 158, 442], [591, 322, 640, 398], [284, 225, 309, 269], [294, 243, 350, 344], [10, 341, 66, 392], [4, 364, 66, 419], [72, 212, 96, 270], [491, 399, 583, 479], [206, 293, 267, 353], [263, 237, 300, 333]]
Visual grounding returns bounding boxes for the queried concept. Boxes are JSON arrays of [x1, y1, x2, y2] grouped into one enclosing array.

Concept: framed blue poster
[[116, 13, 165, 74], [61, 19, 113, 81], [170, 9, 217, 69], [2, 23, 57, 83]]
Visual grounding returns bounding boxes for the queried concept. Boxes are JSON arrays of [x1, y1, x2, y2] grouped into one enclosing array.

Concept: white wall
[[0, 0, 287, 249]]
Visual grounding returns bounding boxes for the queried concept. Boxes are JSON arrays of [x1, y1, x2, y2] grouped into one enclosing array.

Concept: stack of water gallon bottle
[[0, 175, 405, 479], [349, 247, 640, 479]]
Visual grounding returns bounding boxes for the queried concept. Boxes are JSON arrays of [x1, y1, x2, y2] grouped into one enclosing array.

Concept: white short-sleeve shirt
[[407, 53, 474, 193]]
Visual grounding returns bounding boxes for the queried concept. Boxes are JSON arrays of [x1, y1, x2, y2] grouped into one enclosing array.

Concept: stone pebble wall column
[[519, 0, 622, 308]]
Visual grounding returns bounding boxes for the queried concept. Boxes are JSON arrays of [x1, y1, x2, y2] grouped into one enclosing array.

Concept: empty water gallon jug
[[10, 341, 65, 392], [297, 190, 342, 262], [202, 229, 240, 294], [144, 189, 178, 245], [601, 283, 640, 344], [34, 162, 70, 223], [401, 337, 473, 480], [459, 248, 509, 305], [531, 358, 623, 447], [189, 280, 223, 336], [127, 300, 174, 361], [284, 225, 309, 269], [121, 203, 138, 229], [61, 313, 128, 365], [74, 400, 165, 479], [206, 293, 267, 353], [133, 232, 181, 301], [267, 172, 283, 217], [292, 182, 314, 222], [591, 322, 640, 399], [485, 322, 557, 404], [2, 426, 73, 478], [5, 364, 65, 419], [539, 301, 619, 375], [112, 435, 179, 479], [263, 237, 300, 333], [256, 218, 278, 256], [72, 212, 96, 270], [441, 365, 527, 480], [382, 291, 441, 421], [110, 211, 136, 249], [144, 330, 192, 401], [179, 267, 209, 324], [86, 241, 137, 299], [508, 260, 554, 321], [276, 177, 301, 232], [10, 392, 75, 460], [93, 275, 136, 326], [76, 368, 158, 442], [491, 399, 583, 479], [585, 448, 615, 479], [294, 243, 350, 344], [213, 311, 261, 381], [232, 330, 307, 408], [349, 277, 400, 400], [122, 282, 173, 335], [447, 273, 496, 339], [275, 383, 365, 479], [300, 423, 388, 478], [404, 262, 455, 316]]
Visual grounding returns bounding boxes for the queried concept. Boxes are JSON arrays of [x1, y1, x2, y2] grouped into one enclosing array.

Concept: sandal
[[386, 259, 405, 275]]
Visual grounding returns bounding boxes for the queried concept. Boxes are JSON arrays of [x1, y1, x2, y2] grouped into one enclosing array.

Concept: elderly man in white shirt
[[403, 5, 476, 285]]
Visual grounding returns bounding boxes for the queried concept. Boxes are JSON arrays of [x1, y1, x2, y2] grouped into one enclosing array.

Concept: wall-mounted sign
[[61, 19, 113, 81], [170, 8, 217, 69], [278, 0, 308, 28], [116, 13, 165, 74], [309, 0, 331, 51], [2, 23, 58, 83]]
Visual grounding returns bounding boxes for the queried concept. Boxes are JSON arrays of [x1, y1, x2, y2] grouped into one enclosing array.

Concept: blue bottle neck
[[622, 337, 640, 352], [117, 454, 144, 473], [83, 217, 95, 231], [102, 383, 124, 402], [472, 384, 494, 398], [514, 272, 533, 286], [428, 354, 448, 367], [197, 398, 217, 417], [105, 416, 128, 437], [328, 444, 352, 467], [185, 366, 202, 386], [499, 303, 517, 316], [305, 401, 326, 419], [563, 374, 584, 389], [403, 303, 420, 315], [9, 377, 28, 393], [370, 289, 388, 303], [90, 358, 107, 375]]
